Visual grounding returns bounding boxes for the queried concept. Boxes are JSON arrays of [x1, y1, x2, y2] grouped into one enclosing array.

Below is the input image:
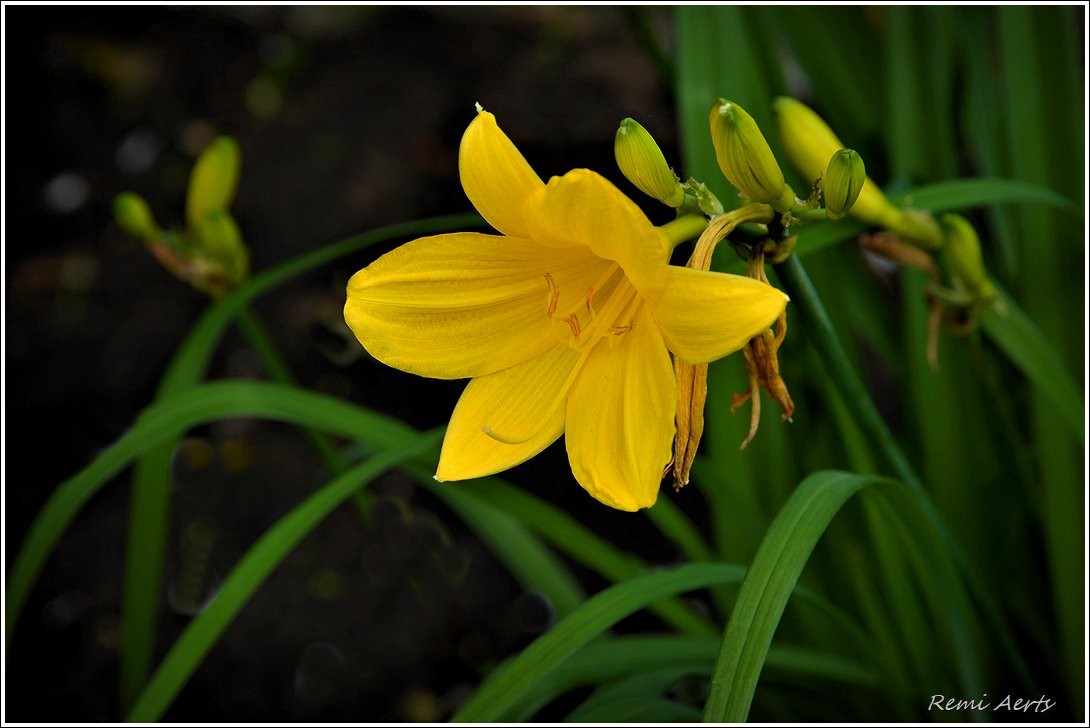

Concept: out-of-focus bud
[[774, 97, 947, 249], [896, 209, 945, 250], [709, 99, 795, 211], [119, 136, 250, 298], [615, 118, 685, 207], [941, 214, 996, 302], [772, 97, 841, 182], [823, 149, 866, 220], [185, 136, 241, 230], [773, 96, 897, 227], [194, 209, 249, 282], [113, 192, 160, 240]]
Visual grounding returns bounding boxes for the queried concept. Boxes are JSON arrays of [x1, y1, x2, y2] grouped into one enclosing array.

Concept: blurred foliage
[[674, 5, 1083, 721]]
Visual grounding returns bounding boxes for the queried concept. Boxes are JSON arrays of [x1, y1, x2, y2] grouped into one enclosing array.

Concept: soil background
[[4, 6, 707, 721]]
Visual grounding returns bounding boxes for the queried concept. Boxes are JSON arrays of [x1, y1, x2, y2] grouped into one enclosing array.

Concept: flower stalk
[[660, 214, 710, 248], [772, 254, 922, 491]]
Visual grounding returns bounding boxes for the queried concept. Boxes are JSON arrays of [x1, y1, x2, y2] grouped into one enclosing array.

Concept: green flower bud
[[823, 149, 866, 220], [194, 209, 249, 282], [773, 96, 899, 228], [186, 136, 241, 231], [941, 214, 996, 301], [113, 192, 160, 240], [709, 99, 794, 211], [614, 118, 684, 207], [773, 97, 946, 249]]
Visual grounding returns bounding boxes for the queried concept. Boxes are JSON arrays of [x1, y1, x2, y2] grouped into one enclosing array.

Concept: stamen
[[608, 323, 633, 335], [546, 263, 642, 351], [565, 314, 582, 340], [544, 272, 559, 318]]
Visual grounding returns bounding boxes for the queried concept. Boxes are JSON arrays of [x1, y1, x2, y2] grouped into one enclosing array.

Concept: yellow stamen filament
[[543, 262, 639, 350], [604, 295, 640, 348], [544, 272, 559, 317], [483, 262, 649, 446], [565, 314, 582, 340]]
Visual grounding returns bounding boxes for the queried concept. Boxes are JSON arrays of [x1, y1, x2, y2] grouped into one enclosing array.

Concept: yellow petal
[[345, 232, 598, 379], [459, 108, 544, 239], [564, 306, 675, 511], [436, 344, 581, 481], [526, 169, 671, 287], [649, 266, 787, 364]]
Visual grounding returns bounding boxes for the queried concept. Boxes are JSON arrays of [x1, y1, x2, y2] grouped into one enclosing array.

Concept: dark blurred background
[[3, 5, 709, 721]]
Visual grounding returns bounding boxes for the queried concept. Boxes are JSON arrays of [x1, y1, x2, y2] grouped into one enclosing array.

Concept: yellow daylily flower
[[344, 107, 788, 511]]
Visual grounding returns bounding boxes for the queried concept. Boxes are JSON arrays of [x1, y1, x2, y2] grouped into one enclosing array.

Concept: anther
[[608, 322, 633, 335], [544, 273, 559, 318], [565, 314, 582, 340], [585, 288, 596, 317]]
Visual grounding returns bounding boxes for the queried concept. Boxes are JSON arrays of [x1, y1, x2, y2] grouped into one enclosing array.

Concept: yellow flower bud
[[823, 149, 866, 220], [709, 99, 794, 211], [772, 97, 841, 181], [941, 214, 996, 301], [894, 208, 945, 250], [185, 136, 241, 231], [614, 118, 685, 207], [773, 97, 897, 227], [113, 192, 160, 240]]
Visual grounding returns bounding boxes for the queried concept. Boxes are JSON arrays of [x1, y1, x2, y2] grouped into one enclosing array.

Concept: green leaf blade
[[126, 431, 442, 721], [452, 563, 744, 723], [704, 470, 888, 722]]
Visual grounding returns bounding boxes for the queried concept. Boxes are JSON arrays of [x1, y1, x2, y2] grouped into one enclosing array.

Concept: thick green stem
[[121, 450, 172, 709], [773, 253, 1036, 694], [791, 208, 832, 223], [235, 308, 347, 473], [773, 255, 922, 491], [234, 307, 369, 520], [660, 214, 709, 248]]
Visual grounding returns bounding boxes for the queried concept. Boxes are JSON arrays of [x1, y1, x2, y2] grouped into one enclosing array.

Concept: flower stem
[[235, 309, 354, 471], [772, 254, 923, 491], [791, 207, 831, 222], [773, 253, 1036, 697], [659, 214, 709, 248]]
